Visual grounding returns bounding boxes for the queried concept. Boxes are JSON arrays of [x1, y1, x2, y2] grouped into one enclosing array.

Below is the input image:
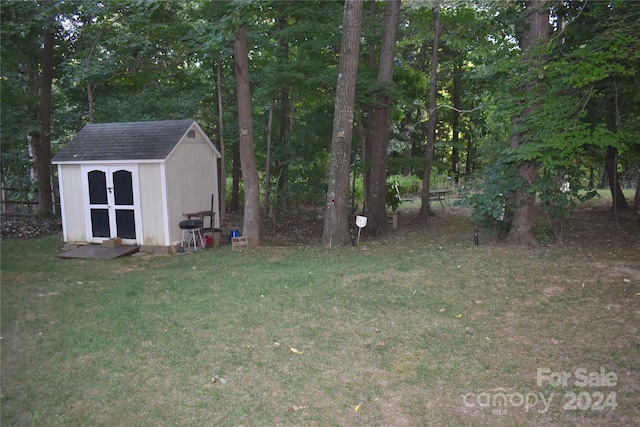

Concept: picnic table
[[429, 189, 453, 210]]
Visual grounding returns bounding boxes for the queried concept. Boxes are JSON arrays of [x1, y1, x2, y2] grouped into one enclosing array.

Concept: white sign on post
[[355, 216, 367, 243]]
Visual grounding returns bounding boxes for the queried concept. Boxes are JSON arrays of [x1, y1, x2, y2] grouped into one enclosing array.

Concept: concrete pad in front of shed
[[58, 244, 139, 259]]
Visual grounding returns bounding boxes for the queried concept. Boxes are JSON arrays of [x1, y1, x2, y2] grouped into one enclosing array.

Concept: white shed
[[52, 119, 221, 253]]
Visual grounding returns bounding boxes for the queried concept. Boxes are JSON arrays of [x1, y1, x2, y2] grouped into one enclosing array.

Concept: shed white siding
[[58, 164, 87, 243], [138, 163, 166, 246], [166, 134, 219, 243]]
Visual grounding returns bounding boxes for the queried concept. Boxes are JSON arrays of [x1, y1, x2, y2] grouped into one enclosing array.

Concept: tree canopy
[[2, 0, 638, 244]]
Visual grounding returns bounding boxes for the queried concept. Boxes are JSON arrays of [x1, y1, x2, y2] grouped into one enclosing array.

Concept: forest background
[[1, 0, 639, 247]]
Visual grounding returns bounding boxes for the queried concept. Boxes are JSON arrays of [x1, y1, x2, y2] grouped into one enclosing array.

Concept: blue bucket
[[229, 229, 241, 242]]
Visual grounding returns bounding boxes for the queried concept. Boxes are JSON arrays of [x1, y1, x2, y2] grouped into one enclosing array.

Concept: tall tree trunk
[[604, 146, 629, 212], [362, 0, 377, 216], [465, 135, 473, 176], [365, 0, 401, 236], [231, 139, 240, 211], [233, 24, 260, 248], [216, 53, 227, 220], [264, 98, 275, 221], [605, 85, 629, 212], [634, 175, 640, 215], [506, 0, 549, 246], [274, 6, 290, 222], [401, 110, 413, 176], [87, 81, 95, 123], [451, 61, 461, 187], [34, 28, 54, 217], [322, 0, 364, 247], [420, 7, 440, 217]]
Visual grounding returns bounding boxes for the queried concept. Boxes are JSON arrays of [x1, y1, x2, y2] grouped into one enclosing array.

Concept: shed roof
[[52, 119, 198, 163]]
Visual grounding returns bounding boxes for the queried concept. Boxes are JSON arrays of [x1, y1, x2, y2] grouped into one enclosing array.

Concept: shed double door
[[83, 165, 141, 245]]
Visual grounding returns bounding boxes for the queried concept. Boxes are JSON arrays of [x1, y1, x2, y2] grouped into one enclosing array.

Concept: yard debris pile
[[1, 216, 61, 239]]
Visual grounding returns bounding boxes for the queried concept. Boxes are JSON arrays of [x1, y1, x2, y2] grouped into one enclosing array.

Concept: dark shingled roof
[[52, 119, 195, 162]]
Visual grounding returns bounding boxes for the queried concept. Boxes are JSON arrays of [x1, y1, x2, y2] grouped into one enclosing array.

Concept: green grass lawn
[[2, 203, 639, 426]]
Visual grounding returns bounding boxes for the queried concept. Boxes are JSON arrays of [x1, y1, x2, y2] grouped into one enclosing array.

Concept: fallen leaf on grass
[[439, 308, 445, 313], [289, 346, 304, 355], [212, 375, 227, 384], [355, 404, 361, 413], [37, 292, 60, 298], [455, 314, 463, 318], [288, 405, 307, 412]]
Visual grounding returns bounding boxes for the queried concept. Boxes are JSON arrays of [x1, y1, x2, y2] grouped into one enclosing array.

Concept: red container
[[204, 235, 213, 247]]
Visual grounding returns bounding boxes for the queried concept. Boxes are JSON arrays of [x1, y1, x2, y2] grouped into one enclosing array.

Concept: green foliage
[[389, 173, 422, 196], [0, 148, 33, 194], [465, 0, 640, 240], [468, 145, 600, 241], [387, 155, 426, 176], [386, 180, 402, 212], [467, 153, 522, 232], [535, 170, 597, 241], [1, 0, 637, 227]]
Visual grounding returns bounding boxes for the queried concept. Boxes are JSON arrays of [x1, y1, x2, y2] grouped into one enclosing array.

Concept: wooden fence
[[1, 187, 59, 217]]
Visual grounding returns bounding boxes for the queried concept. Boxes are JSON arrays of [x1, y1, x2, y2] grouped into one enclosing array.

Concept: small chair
[[179, 219, 204, 251]]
